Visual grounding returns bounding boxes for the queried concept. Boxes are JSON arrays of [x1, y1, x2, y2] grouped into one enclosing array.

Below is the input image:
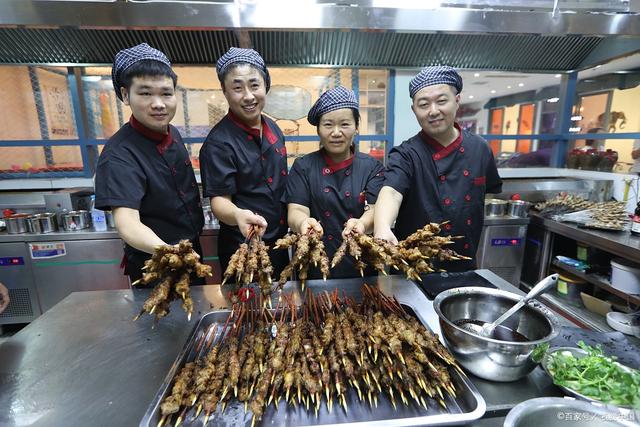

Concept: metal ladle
[[460, 273, 559, 339]]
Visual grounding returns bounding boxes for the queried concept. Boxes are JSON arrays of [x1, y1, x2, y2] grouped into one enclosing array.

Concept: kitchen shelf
[[551, 260, 640, 307]]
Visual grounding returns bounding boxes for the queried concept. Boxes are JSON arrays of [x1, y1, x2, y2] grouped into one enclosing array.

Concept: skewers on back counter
[[132, 240, 212, 322], [156, 285, 463, 427]]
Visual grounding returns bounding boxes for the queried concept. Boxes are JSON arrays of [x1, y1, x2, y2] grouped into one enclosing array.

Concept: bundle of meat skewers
[[274, 229, 330, 291], [221, 225, 275, 304], [156, 285, 462, 427], [133, 240, 212, 322], [332, 222, 469, 281]]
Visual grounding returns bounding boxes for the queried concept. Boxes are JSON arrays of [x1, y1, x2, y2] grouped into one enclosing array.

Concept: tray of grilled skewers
[[140, 285, 485, 427]]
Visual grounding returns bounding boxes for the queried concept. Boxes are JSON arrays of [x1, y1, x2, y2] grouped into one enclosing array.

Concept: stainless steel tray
[[140, 297, 486, 426]]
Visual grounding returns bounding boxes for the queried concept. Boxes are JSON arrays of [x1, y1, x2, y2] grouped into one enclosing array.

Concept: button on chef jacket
[[384, 123, 502, 272], [199, 111, 289, 277], [285, 150, 385, 279], [95, 116, 205, 282]]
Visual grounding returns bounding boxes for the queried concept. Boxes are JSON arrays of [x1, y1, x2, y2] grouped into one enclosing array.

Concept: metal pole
[[28, 66, 54, 167], [69, 67, 98, 177], [551, 71, 577, 168]]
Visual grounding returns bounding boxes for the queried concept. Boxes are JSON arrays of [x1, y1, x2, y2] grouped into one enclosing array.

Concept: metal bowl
[[4, 213, 30, 234], [508, 200, 530, 218], [26, 212, 58, 233], [60, 210, 91, 231], [485, 199, 508, 217], [504, 397, 637, 427], [433, 286, 559, 382], [541, 347, 637, 410]]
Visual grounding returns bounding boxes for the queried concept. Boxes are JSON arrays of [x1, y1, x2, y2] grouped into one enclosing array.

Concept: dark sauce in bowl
[[454, 319, 530, 342]]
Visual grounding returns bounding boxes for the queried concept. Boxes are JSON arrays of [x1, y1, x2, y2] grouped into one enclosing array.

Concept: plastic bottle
[[90, 195, 107, 231], [631, 202, 640, 236]]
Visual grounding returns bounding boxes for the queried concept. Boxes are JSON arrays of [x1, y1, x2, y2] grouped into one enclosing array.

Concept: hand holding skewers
[[133, 240, 212, 322]]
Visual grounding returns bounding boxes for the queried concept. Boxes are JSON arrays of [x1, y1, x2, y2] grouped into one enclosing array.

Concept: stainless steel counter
[[0, 223, 219, 243], [0, 270, 569, 427], [530, 213, 640, 264]]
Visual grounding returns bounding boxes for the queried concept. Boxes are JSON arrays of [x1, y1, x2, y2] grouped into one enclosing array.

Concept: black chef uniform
[[384, 123, 502, 272], [199, 111, 289, 277], [285, 150, 385, 279], [95, 116, 205, 283]]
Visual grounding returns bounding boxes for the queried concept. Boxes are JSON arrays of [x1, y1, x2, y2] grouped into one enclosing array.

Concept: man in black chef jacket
[[374, 66, 502, 272], [95, 43, 204, 283], [199, 48, 289, 278]]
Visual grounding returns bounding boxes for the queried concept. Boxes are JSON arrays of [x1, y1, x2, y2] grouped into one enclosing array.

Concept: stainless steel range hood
[[0, 0, 638, 70]]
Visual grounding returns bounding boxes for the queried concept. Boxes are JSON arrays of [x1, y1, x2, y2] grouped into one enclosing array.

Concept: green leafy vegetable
[[546, 341, 640, 409], [532, 342, 550, 363]]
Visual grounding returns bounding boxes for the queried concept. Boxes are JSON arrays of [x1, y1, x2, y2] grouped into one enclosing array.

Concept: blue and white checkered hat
[[307, 86, 359, 126], [409, 66, 463, 98], [216, 47, 271, 92], [112, 43, 172, 101]]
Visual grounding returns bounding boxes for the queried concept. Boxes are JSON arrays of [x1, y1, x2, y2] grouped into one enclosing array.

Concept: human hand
[[300, 217, 323, 237], [235, 209, 267, 237], [374, 227, 398, 245], [342, 218, 365, 238]]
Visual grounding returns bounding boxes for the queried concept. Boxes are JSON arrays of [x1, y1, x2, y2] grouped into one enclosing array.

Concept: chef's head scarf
[[307, 86, 359, 126], [409, 66, 463, 98], [216, 47, 271, 92], [112, 43, 172, 101]]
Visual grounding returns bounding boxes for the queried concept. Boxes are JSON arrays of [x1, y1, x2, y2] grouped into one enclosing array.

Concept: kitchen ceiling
[[0, 1, 638, 72]]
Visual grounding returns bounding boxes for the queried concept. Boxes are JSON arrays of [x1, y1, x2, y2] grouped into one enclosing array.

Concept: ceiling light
[[468, 95, 474, 99], [474, 73, 480, 77], [571, 115, 583, 121], [546, 97, 559, 103], [490, 90, 496, 94], [569, 127, 581, 132], [507, 85, 512, 89], [554, 74, 561, 78], [518, 83, 524, 87]]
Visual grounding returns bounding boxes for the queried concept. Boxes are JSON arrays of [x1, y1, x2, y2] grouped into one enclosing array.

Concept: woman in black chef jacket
[[199, 48, 289, 278], [285, 86, 385, 279], [95, 43, 204, 283]]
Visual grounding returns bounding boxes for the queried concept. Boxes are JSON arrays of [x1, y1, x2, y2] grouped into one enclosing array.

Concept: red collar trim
[[321, 149, 354, 175], [419, 122, 463, 160], [129, 115, 173, 154], [228, 110, 278, 145]]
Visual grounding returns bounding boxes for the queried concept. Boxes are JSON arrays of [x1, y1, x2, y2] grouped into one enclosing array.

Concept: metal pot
[[105, 211, 115, 229], [508, 200, 530, 218], [504, 397, 637, 427], [485, 199, 507, 217], [4, 213, 30, 234], [60, 210, 91, 231], [433, 286, 559, 382], [26, 213, 58, 233]]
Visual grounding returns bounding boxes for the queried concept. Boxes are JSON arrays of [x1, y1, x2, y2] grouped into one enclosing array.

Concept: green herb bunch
[[546, 341, 640, 409]]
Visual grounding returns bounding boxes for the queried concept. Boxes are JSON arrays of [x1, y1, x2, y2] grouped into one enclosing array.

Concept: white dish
[[606, 312, 640, 338]]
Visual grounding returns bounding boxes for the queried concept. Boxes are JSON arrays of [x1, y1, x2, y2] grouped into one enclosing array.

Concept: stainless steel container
[[504, 397, 637, 427], [433, 286, 559, 382], [4, 213, 30, 234], [484, 199, 507, 217], [60, 210, 91, 231], [26, 213, 58, 233], [508, 200, 530, 218], [105, 211, 115, 229]]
